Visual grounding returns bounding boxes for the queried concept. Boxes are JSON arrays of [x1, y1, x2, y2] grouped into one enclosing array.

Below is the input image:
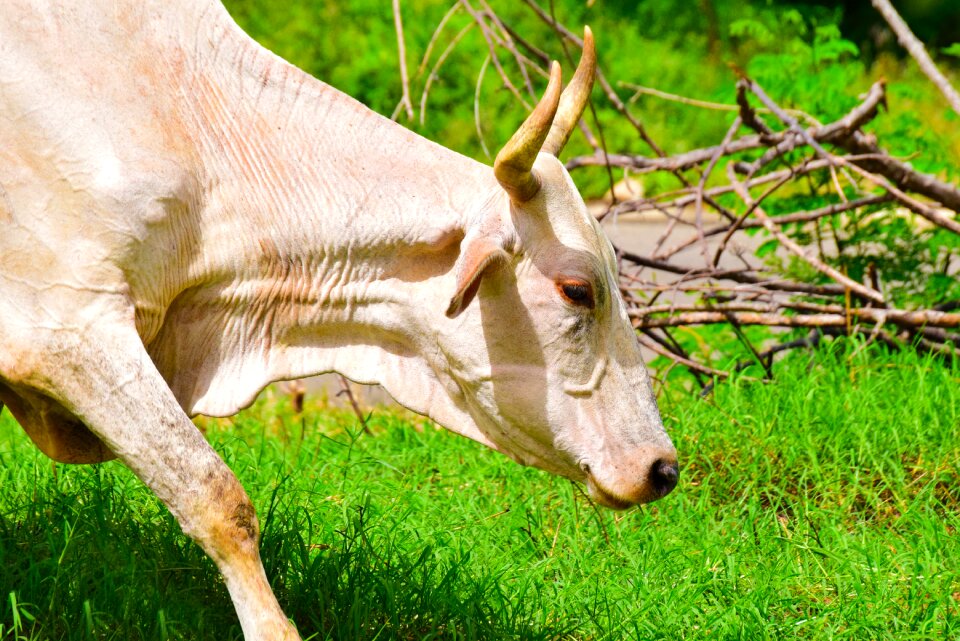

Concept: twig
[[621, 82, 821, 124], [871, 0, 960, 118], [415, 3, 461, 77], [631, 307, 960, 329], [726, 163, 886, 304], [478, 0, 536, 96], [637, 332, 729, 379], [695, 116, 742, 263], [739, 77, 849, 199], [461, 0, 531, 107], [699, 331, 825, 396], [474, 55, 492, 157], [391, 0, 414, 121], [618, 245, 849, 296], [419, 22, 475, 126], [711, 160, 793, 267], [625, 156, 883, 216], [337, 375, 371, 434]]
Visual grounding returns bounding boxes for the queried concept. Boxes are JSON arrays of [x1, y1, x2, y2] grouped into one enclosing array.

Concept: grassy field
[[0, 342, 958, 640]]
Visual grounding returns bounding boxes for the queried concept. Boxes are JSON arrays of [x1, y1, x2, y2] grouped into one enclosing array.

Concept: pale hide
[[0, 1, 677, 638]]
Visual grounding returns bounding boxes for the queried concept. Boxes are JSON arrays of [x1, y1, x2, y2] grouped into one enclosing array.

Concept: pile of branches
[[412, 0, 960, 382]]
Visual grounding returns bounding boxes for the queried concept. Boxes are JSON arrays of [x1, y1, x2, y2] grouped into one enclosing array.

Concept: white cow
[[0, 1, 677, 638]]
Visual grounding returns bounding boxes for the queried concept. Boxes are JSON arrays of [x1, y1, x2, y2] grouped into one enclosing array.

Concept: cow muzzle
[[582, 447, 679, 509]]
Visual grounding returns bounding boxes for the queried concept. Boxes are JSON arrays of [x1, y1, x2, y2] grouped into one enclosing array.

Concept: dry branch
[[453, 2, 960, 373], [632, 307, 960, 329], [391, 0, 414, 121], [871, 0, 960, 118]]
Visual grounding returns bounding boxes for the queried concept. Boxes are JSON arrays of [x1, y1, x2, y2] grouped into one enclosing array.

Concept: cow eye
[[559, 281, 594, 308]]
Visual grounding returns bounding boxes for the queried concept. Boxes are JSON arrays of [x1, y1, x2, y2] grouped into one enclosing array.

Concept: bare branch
[[461, 0, 531, 107], [415, 2, 462, 77], [726, 163, 886, 305], [712, 162, 792, 268], [473, 54, 493, 158], [617, 246, 849, 296], [658, 195, 893, 260], [871, 0, 960, 117], [695, 116, 742, 262], [437, 4, 960, 377], [632, 302, 960, 328], [632, 308, 960, 329], [337, 375, 371, 434], [391, 0, 414, 122], [418, 22, 475, 126], [637, 332, 730, 379]]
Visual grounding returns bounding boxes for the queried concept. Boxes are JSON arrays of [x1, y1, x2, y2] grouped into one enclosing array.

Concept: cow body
[[1, 1, 493, 460], [0, 2, 676, 638]]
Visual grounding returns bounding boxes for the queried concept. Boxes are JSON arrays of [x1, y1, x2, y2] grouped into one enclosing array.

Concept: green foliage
[[221, 0, 960, 352], [4, 5, 960, 638], [1, 343, 958, 639], [942, 43, 960, 59], [221, 0, 960, 200], [698, 7, 960, 314], [728, 8, 864, 120]]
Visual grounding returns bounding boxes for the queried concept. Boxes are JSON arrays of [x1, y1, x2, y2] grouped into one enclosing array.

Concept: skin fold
[[0, 2, 677, 638]]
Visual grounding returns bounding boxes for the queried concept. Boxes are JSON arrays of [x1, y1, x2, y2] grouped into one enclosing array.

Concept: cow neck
[[187, 11, 503, 321], [157, 7, 506, 431]]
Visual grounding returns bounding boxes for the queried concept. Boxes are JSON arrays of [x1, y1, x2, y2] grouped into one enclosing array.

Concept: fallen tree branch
[[449, 4, 960, 377], [871, 0, 960, 118], [638, 332, 730, 379], [657, 195, 893, 261], [632, 307, 960, 329], [726, 163, 886, 304], [617, 247, 849, 296]]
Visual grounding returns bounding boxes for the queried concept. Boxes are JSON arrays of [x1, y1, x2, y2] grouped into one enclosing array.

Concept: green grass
[[1, 342, 958, 640]]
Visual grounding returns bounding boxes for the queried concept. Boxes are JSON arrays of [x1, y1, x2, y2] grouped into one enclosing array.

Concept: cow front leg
[[13, 325, 300, 641]]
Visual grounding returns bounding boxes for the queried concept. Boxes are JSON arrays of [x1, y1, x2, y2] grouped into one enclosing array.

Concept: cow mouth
[[584, 473, 637, 510]]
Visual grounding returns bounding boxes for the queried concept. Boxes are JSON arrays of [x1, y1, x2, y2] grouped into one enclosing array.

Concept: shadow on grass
[[0, 462, 566, 641], [262, 493, 570, 641]]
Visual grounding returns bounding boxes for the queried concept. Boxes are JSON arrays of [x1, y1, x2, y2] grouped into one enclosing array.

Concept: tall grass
[[0, 342, 957, 640]]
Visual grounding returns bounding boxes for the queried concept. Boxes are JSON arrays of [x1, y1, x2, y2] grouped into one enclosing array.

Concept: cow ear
[[445, 235, 510, 319]]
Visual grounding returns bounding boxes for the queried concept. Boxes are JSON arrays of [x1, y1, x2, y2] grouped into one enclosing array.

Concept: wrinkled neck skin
[[126, 4, 514, 453], [19, 2, 669, 484]]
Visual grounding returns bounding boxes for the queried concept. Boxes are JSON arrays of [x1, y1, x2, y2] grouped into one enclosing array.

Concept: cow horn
[[493, 62, 563, 202], [542, 27, 596, 156]]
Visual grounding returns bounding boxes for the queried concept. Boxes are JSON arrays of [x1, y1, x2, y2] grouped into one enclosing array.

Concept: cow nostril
[[650, 459, 679, 498]]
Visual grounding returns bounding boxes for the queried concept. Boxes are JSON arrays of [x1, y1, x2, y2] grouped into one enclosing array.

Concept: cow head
[[441, 29, 677, 508]]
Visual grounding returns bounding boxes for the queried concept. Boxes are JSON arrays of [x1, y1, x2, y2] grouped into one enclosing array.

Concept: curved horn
[[542, 26, 597, 156], [494, 62, 563, 202]]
